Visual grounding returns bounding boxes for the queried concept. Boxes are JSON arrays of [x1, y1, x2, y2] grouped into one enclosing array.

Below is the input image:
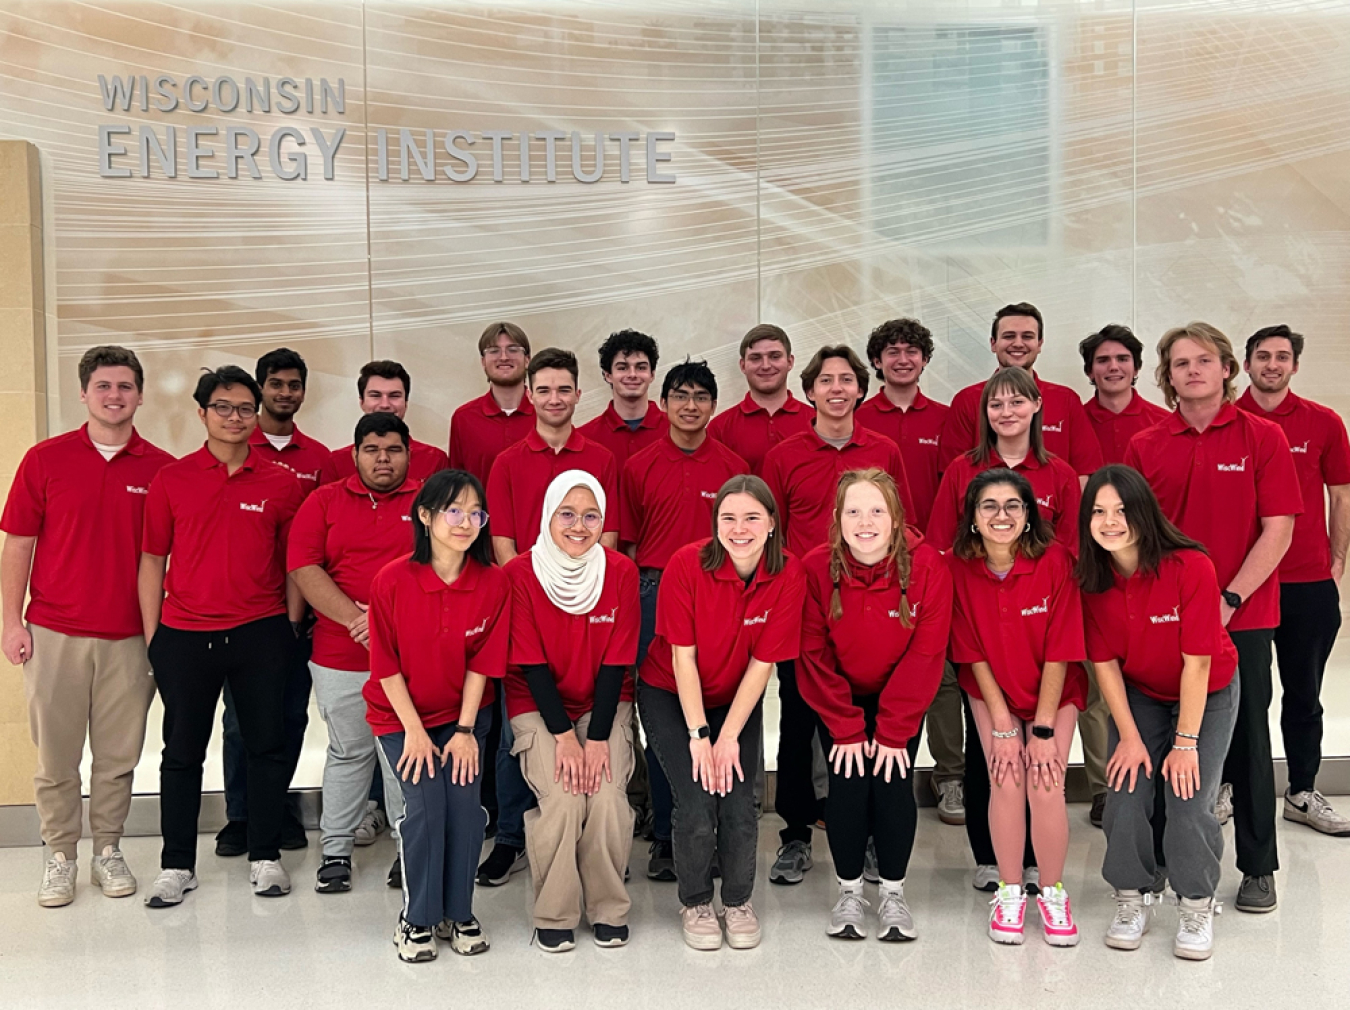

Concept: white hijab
[[532, 469, 608, 616]]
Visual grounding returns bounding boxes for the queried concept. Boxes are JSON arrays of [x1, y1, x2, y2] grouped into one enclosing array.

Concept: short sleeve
[[655, 548, 698, 647], [1254, 421, 1303, 518], [602, 559, 641, 667], [141, 470, 174, 556], [367, 569, 401, 681], [0, 445, 46, 536], [750, 561, 807, 665], [1321, 410, 1350, 486], [1082, 593, 1116, 664], [1044, 552, 1087, 664], [1177, 552, 1223, 658], [468, 568, 510, 680], [486, 454, 515, 541], [286, 492, 329, 573], [506, 563, 548, 667], [948, 562, 985, 665]]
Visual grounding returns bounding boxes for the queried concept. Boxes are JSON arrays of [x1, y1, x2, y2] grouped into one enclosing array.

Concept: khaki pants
[[1079, 662, 1109, 797], [511, 701, 635, 930], [926, 662, 965, 784], [23, 625, 155, 859]]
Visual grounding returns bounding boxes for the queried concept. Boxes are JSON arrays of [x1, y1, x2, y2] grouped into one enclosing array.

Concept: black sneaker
[[214, 820, 248, 858], [387, 855, 402, 890], [280, 812, 309, 851], [647, 839, 676, 881], [1235, 873, 1277, 913], [1090, 793, 1106, 829], [593, 923, 629, 947], [315, 855, 352, 894], [535, 928, 576, 953], [476, 843, 526, 887]]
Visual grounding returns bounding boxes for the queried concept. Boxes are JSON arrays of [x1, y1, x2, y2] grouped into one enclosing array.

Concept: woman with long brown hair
[[798, 469, 952, 942]]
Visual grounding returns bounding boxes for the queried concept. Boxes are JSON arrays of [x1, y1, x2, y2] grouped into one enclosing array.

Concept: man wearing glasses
[[448, 322, 537, 487], [139, 366, 306, 907]]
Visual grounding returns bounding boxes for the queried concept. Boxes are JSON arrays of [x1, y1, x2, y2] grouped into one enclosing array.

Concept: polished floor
[[1, 804, 1347, 1010]]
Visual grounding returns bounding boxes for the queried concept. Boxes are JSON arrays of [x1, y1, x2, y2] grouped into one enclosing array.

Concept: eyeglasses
[[666, 390, 713, 406], [484, 345, 526, 358], [977, 500, 1026, 519], [555, 509, 603, 530], [207, 401, 257, 420], [438, 508, 489, 528]]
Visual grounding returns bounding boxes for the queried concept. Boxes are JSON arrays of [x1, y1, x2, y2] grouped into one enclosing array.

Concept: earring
[[970, 524, 978, 533], [768, 530, 774, 537], [1023, 523, 1030, 533]]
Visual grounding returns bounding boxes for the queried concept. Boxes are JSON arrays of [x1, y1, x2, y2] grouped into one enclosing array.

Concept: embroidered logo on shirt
[[1290, 441, 1310, 454], [125, 485, 149, 495], [239, 500, 268, 513], [1216, 457, 1248, 472], [700, 491, 717, 500], [273, 461, 320, 483], [917, 437, 939, 447], [589, 607, 618, 625], [1042, 422, 1063, 433], [1021, 595, 1049, 617], [1149, 605, 1180, 625], [465, 618, 488, 637], [1037, 494, 1053, 509], [888, 603, 920, 619], [744, 609, 771, 626], [401, 514, 412, 521]]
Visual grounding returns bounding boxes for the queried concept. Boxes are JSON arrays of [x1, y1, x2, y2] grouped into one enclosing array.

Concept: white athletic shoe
[[1174, 896, 1218, 961], [145, 869, 197, 908], [1283, 789, 1350, 837], [250, 859, 291, 897], [91, 847, 137, 898], [1105, 889, 1154, 950], [38, 854, 76, 908]]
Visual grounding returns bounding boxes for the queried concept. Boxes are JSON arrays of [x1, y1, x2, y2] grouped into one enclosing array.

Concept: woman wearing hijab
[[504, 470, 641, 953]]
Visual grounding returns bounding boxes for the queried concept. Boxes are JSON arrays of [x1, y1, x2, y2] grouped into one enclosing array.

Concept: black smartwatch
[[1221, 589, 1243, 610], [688, 724, 710, 740], [1030, 724, 1055, 740], [453, 723, 474, 735]]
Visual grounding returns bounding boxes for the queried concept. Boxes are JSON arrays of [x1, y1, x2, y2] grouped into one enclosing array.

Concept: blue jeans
[[638, 570, 674, 841], [223, 633, 311, 823], [494, 693, 535, 850]]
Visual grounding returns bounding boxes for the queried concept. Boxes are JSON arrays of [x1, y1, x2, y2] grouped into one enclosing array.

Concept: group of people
[[4, 305, 1346, 966]]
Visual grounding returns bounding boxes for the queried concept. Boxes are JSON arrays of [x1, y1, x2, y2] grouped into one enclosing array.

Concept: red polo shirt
[[640, 541, 806, 709], [798, 534, 954, 748], [578, 401, 669, 474], [926, 450, 1082, 554], [708, 391, 814, 476], [364, 555, 509, 735], [286, 475, 422, 671], [142, 446, 304, 632], [948, 543, 1088, 722], [247, 425, 329, 497], [620, 435, 749, 570], [486, 428, 619, 549], [1237, 389, 1350, 584], [319, 438, 449, 486], [1124, 403, 1303, 631], [1083, 549, 1238, 702], [855, 388, 948, 532], [448, 389, 536, 487], [1083, 391, 1170, 465], [1, 425, 173, 639], [939, 372, 1103, 476], [503, 549, 640, 720], [763, 425, 914, 557]]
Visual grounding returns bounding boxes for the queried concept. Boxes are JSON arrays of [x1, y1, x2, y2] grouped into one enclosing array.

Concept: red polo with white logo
[[486, 428, 618, 549], [319, 439, 449, 486], [286, 474, 423, 671], [1, 425, 173, 639], [578, 401, 669, 473], [855, 388, 949, 531], [763, 425, 914, 557], [1083, 548, 1238, 701], [142, 445, 304, 632], [1124, 403, 1303, 631], [640, 541, 806, 709], [939, 372, 1103, 476], [1083, 391, 1170, 465], [448, 390, 537, 487], [620, 435, 748, 570], [503, 548, 640, 720], [1237, 389, 1350, 583], [364, 555, 509, 735], [247, 425, 329, 497], [948, 543, 1088, 722], [798, 535, 954, 747], [925, 450, 1082, 554], [708, 391, 814, 476]]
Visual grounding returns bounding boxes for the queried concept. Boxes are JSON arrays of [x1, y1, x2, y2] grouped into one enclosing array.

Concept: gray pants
[[1101, 678, 1240, 900], [311, 663, 404, 858]]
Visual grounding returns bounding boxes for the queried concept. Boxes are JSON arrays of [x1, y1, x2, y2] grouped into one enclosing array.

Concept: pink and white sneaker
[[989, 882, 1026, 944], [1036, 883, 1080, 947]]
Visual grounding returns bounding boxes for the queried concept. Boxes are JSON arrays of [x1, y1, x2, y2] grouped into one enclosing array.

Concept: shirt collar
[[192, 444, 257, 472], [1165, 400, 1239, 435], [599, 401, 663, 431], [248, 424, 315, 451], [985, 448, 1043, 472], [660, 433, 714, 461], [710, 547, 774, 588], [78, 423, 147, 456], [810, 421, 869, 451], [736, 391, 807, 417], [524, 426, 586, 453], [866, 388, 930, 413], [1085, 390, 1146, 419], [479, 388, 535, 418], [1238, 388, 1300, 417], [341, 473, 422, 499], [413, 556, 484, 594], [970, 552, 1035, 582]]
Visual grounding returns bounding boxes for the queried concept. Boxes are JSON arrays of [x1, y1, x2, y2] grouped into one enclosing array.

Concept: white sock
[[838, 876, 864, 889], [879, 877, 905, 893]]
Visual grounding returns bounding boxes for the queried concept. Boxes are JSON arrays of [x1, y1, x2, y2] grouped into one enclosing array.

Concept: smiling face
[[199, 382, 258, 445], [605, 350, 654, 404], [1168, 337, 1230, 405], [481, 330, 529, 386], [1088, 340, 1137, 395], [973, 482, 1027, 548], [839, 481, 897, 563], [739, 338, 793, 396], [527, 366, 580, 430], [420, 486, 483, 555], [992, 315, 1042, 370], [549, 485, 602, 559], [807, 356, 861, 422], [874, 341, 925, 389], [355, 431, 410, 492], [360, 375, 408, 418], [1089, 483, 1136, 555], [1245, 336, 1298, 395], [261, 368, 305, 421], [985, 383, 1040, 442], [716, 491, 774, 566], [81, 365, 143, 428], [663, 383, 715, 434]]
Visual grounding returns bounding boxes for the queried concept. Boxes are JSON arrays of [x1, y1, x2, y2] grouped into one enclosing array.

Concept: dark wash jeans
[[638, 680, 762, 908]]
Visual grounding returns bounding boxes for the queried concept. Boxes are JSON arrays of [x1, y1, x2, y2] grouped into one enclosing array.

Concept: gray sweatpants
[[311, 663, 404, 858], [1101, 678, 1240, 900]]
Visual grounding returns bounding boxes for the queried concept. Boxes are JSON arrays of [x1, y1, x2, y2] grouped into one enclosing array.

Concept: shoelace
[[1306, 790, 1335, 815], [724, 903, 756, 925], [100, 851, 132, 877], [689, 904, 717, 925], [877, 890, 906, 918], [834, 891, 870, 918], [1039, 888, 1072, 928], [777, 842, 809, 864], [46, 860, 75, 884], [1178, 908, 1211, 938], [989, 889, 1024, 924], [1111, 892, 1153, 928]]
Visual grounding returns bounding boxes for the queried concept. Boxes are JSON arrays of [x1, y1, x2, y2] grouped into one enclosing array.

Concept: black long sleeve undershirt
[[519, 663, 628, 741]]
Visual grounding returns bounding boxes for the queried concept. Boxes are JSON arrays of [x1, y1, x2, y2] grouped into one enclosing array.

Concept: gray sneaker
[[769, 840, 813, 885], [38, 854, 76, 908], [1215, 782, 1234, 825], [145, 868, 197, 908], [826, 880, 868, 939], [862, 838, 879, 884], [1174, 896, 1217, 960], [1105, 889, 1154, 950], [92, 847, 137, 898], [935, 779, 966, 825], [972, 864, 1000, 891], [250, 859, 291, 897], [1283, 789, 1350, 836], [877, 881, 916, 941]]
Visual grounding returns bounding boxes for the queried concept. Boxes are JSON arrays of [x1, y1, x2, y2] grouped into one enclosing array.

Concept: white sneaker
[[145, 868, 197, 908], [1283, 789, 1350, 836], [876, 881, 916, 941], [91, 847, 137, 898], [972, 864, 1000, 891], [354, 801, 388, 847], [1036, 882, 1080, 947], [1105, 889, 1154, 950], [38, 854, 76, 908], [250, 859, 291, 897], [826, 879, 868, 940], [988, 882, 1026, 945], [1215, 782, 1233, 825], [1175, 896, 1218, 961]]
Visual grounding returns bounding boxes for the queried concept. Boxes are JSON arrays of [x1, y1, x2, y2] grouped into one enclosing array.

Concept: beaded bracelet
[[991, 728, 1020, 739]]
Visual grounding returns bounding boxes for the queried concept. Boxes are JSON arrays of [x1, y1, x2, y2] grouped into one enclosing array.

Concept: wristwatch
[[688, 724, 710, 740], [1221, 589, 1243, 609], [1030, 725, 1055, 740], [453, 723, 474, 735]]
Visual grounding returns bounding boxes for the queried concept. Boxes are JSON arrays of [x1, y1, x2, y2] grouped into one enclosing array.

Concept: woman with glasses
[[504, 471, 640, 953], [948, 469, 1088, 947], [365, 470, 508, 963]]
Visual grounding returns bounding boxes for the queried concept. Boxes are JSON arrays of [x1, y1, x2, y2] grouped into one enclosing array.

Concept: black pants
[[775, 659, 826, 844], [820, 694, 920, 882], [962, 693, 1035, 869], [150, 615, 294, 869], [639, 681, 762, 908], [1224, 628, 1278, 876], [1274, 580, 1341, 795]]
